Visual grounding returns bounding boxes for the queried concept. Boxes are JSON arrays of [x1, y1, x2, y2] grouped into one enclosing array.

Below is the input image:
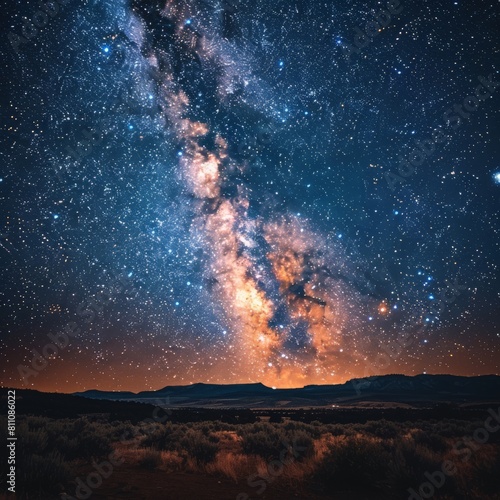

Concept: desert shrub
[[25, 415, 51, 430], [213, 421, 235, 432], [350, 423, 366, 434], [110, 421, 138, 441], [412, 430, 449, 453], [325, 424, 350, 436], [434, 419, 473, 438], [468, 447, 500, 495], [289, 430, 315, 460], [17, 425, 49, 456], [138, 449, 163, 470], [17, 451, 72, 497], [245, 422, 275, 433], [283, 421, 321, 438], [72, 417, 90, 434], [142, 423, 218, 464], [15, 417, 113, 461], [207, 433, 219, 443], [363, 419, 401, 439], [75, 427, 113, 459], [312, 436, 392, 493], [385, 439, 454, 497], [195, 422, 215, 435], [243, 422, 315, 459], [138, 421, 163, 440], [239, 424, 286, 459], [142, 422, 186, 451], [53, 434, 80, 460], [180, 429, 219, 464]]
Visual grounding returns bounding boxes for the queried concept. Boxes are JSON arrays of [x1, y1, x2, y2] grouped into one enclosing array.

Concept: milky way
[[0, 0, 499, 391]]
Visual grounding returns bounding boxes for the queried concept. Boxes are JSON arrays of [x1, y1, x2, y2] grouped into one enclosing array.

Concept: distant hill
[[73, 374, 500, 408], [0, 387, 161, 422]]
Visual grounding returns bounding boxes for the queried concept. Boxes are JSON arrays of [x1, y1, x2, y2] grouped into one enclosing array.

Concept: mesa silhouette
[[74, 374, 500, 408]]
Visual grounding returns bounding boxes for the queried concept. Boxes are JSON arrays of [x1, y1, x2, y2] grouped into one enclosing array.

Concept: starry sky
[[0, 0, 499, 392]]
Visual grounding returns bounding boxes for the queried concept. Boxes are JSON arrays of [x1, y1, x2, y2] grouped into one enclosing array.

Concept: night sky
[[0, 0, 499, 392]]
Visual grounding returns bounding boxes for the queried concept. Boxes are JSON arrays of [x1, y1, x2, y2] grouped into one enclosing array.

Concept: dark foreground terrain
[[1, 385, 500, 499]]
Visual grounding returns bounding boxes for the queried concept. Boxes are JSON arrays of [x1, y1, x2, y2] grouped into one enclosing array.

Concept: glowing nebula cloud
[[128, 2, 370, 387], [159, 79, 282, 382]]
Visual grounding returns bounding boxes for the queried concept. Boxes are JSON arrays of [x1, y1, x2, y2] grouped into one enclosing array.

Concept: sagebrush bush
[[312, 436, 392, 492], [25, 415, 51, 429], [83, 429, 112, 456], [180, 429, 219, 464], [239, 425, 286, 458], [110, 420, 137, 441], [141, 423, 218, 464], [1, 416, 118, 499], [17, 451, 72, 497], [16, 424, 49, 455], [363, 419, 401, 439], [289, 430, 315, 460], [284, 421, 321, 438], [412, 429, 449, 453], [385, 438, 453, 498], [142, 422, 185, 451]]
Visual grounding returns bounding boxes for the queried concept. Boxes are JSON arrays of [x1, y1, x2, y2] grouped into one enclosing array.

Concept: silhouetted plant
[[17, 451, 71, 498], [363, 419, 401, 439], [239, 423, 286, 458], [180, 429, 218, 464], [312, 436, 392, 492], [412, 430, 449, 453]]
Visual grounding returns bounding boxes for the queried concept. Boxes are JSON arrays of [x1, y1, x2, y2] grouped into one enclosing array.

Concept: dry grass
[[115, 420, 500, 497], [4, 415, 499, 499], [206, 451, 261, 481]]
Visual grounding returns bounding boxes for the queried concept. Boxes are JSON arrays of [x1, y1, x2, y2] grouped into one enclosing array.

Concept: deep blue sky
[[0, 0, 499, 391]]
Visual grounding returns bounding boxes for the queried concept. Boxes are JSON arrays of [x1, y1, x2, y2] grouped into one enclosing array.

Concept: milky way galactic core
[[0, 0, 499, 391]]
